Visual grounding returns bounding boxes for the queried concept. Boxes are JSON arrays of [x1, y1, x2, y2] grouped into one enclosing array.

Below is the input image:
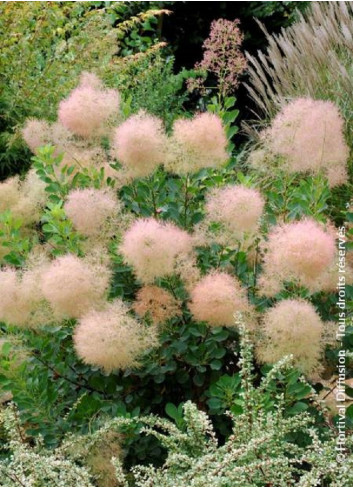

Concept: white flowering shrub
[[112, 328, 353, 487], [1, 325, 352, 487], [0, 406, 92, 487]]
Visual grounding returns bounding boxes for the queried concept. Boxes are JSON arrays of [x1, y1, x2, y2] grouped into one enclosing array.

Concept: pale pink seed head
[[73, 300, 157, 372], [263, 98, 349, 184], [256, 299, 324, 378], [11, 170, 48, 226], [64, 187, 119, 237], [40, 254, 110, 318], [0, 268, 44, 328], [22, 118, 51, 153], [189, 271, 249, 327], [120, 218, 193, 283], [0, 176, 21, 213], [0, 172, 46, 226], [259, 218, 336, 295], [205, 184, 265, 234], [58, 73, 120, 138], [168, 112, 228, 174], [113, 112, 167, 178], [79, 71, 103, 89], [133, 285, 181, 325], [326, 164, 349, 188]]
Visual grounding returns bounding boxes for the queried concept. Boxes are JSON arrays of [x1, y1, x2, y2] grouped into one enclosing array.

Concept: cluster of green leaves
[[0, 212, 33, 267], [112, 52, 190, 129]]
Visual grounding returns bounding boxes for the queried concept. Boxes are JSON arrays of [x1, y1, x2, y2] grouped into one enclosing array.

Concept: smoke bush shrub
[[39, 254, 111, 320], [64, 187, 120, 238], [133, 285, 182, 325], [258, 218, 337, 296], [58, 73, 120, 138], [120, 217, 194, 283], [256, 299, 325, 379], [0, 22, 352, 477], [166, 112, 229, 175]]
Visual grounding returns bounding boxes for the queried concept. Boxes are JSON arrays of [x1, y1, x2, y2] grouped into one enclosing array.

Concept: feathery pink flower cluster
[[22, 119, 51, 153], [258, 218, 336, 296], [0, 268, 44, 328], [256, 299, 324, 379], [58, 72, 120, 138], [74, 300, 157, 372], [64, 188, 120, 238], [120, 218, 193, 283], [113, 112, 167, 178], [188, 18, 247, 98], [40, 254, 110, 318], [167, 113, 228, 174], [0, 171, 47, 226], [0, 177, 20, 213], [262, 98, 349, 186], [133, 285, 181, 325], [205, 184, 265, 237], [189, 271, 249, 327]]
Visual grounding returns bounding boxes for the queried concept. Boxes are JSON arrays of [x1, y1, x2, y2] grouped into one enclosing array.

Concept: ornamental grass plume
[[40, 254, 110, 319], [120, 217, 193, 283], [166, 113, 228, 175], [258, 218, 336, 296], [64, 187, 120, 238], [205, 184, 265, 237], [188, 271, 249, 327], [73, 300, 157, 372], [113, 111, 167, 178], [58, 72, 120, 138], [260, 98, 349, 187], [256, 299, 324, 379], [244, 2, 353, 129], [133, 285, 181, 325]]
